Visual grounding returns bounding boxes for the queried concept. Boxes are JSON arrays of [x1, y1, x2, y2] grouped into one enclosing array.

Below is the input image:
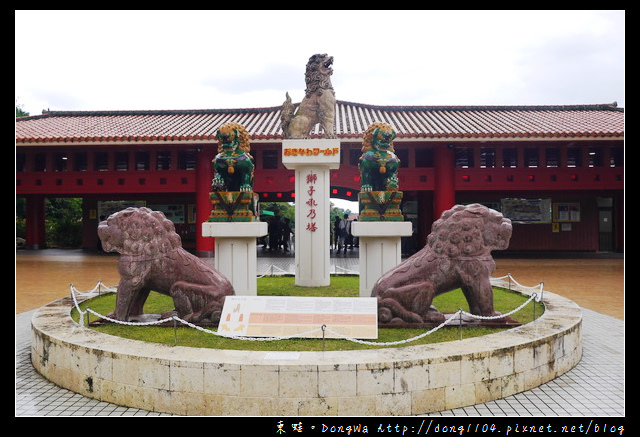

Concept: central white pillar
[[282, 139, 341, 286]]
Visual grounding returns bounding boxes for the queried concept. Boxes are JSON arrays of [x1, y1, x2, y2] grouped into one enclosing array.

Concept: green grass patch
[[71, 275, 543, 351]]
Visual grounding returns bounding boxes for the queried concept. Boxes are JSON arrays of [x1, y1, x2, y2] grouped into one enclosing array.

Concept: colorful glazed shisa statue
[[358, 122, 403, 221], [209, 122, 258, 222]]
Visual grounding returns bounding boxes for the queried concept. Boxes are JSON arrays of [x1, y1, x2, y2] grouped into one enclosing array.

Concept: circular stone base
[[30, 288, 581, 416]]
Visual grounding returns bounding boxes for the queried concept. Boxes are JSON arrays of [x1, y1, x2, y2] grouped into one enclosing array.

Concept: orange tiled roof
[[15, 101, 624, 144]]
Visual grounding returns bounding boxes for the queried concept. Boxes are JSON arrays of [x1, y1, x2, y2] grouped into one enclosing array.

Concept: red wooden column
[[195, 145, 215, 257], [26, 194, 46, 249], [433, 145, 456, 221]]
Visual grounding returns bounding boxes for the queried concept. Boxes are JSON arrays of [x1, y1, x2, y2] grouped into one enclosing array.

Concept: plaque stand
[[350, 221, 413, 297], [201, 222, 268, 296]]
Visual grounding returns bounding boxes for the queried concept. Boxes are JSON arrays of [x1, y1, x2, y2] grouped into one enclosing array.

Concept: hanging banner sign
[[501, 198, 552, 223], [283, 147, 340, 157], [281, 139, 341, 167]]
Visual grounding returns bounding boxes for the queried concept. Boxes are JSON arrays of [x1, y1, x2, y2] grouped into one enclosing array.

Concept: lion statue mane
[[359, 122, 400, 192], [98, 207, 235, 324], [281, 53, 336, 139], [212, 122, 255, 192], [372, 204, 512, 325]]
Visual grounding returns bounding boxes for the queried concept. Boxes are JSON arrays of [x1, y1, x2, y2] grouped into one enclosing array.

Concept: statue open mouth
[[323, 57, 333, 69]]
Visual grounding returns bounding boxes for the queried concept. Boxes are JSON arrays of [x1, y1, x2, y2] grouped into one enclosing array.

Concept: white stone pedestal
[[201, 221, 268, 296], [350, 221, 413, 297], [282, 139, 341, 287]]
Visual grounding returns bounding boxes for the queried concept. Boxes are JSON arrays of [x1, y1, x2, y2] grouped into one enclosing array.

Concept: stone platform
[[30, 286, 582, 416]]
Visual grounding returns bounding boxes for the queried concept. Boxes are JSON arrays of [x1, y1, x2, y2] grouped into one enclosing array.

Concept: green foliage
[[15, 198, 26, 238], [15, 217, 26, 239], [261, 202, 295, 225], [259, 201, 352, 229], [16, 102, 29, 117], [72, 276, 544, 351], [45, 198, 83, 248], [15, 197, 84, 247]]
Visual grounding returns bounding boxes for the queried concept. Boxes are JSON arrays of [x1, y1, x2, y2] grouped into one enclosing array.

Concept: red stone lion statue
[[372, 204, 512, 325], [98, 207, 234, 324]]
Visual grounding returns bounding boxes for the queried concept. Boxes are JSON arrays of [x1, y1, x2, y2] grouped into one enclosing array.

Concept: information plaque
[[218, 296, 378, 339]]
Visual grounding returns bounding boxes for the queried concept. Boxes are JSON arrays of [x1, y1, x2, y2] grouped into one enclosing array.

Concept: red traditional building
[[16, 101, 624, 255]]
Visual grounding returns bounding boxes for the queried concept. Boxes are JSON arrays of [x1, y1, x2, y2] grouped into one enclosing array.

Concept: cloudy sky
[[16, 10, 624, 117]]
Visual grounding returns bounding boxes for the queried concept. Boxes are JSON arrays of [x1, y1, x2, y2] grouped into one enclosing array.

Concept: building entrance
[[597, 197, 614, 252]]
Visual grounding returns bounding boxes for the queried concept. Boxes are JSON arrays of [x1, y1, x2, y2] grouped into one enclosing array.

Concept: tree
[[16, 101, 29, 117], [45, 198, 83, 248]]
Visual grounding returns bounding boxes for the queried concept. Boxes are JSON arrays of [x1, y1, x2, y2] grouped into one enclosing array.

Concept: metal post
[[173, 318, 178, 346], [321, 324, 327, 351]]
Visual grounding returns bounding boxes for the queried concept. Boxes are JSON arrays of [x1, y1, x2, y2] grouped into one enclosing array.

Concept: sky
[[15, 10, 624, 115], [15, 10, 625, 212]]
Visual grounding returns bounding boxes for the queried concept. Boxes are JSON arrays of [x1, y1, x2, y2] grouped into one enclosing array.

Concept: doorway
[[597, 197, 614, 252]]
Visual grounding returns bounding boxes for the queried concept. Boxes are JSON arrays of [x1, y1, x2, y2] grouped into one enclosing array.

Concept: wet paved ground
[[15, 248, 624, 417]]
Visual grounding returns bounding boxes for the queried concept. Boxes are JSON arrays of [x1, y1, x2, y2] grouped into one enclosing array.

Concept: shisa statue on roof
[[209, 122, 258, 222], [280, 53, 336, 139], [358, 122, 403, 221]]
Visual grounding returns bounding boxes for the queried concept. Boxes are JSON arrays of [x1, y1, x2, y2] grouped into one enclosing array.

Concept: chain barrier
[[332, 265, 359, 275], [257, 264, 289, 278], [257, 264, 359, 277], [70, 274, 544, 346]]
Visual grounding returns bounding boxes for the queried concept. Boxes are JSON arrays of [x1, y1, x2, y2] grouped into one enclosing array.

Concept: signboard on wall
[[500, 198, 552, 223], [553, 203, 581, 222], [148, 204, 186, 223], [97, 200, 145, 221]]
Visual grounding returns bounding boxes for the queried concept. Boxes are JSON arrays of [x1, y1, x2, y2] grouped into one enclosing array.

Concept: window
[[54, 153, 68, 171], [178, 150, 197, 170], [524, 148, 539, 168], [115, 152, 129, 171], [415, 148, 434, 167], [262, 150, 279, 169], [135, 152, 150, 170], [34, 153, 46, 171], [610, 147, 623, 167], [455, 148, 474, 168], [16, 153, 26, 172], [94, 152, 109, 171], [566, 148, 581, 167], [349, 148, 360, 166], [545, 148, 559, 167], [480, 148, 495, 168], [502, 148, 517, 168], [396, 148, 409, 168], [588, 147, 603, 167], [73, 152, 88, 171], [156, 151, 172, 170]]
